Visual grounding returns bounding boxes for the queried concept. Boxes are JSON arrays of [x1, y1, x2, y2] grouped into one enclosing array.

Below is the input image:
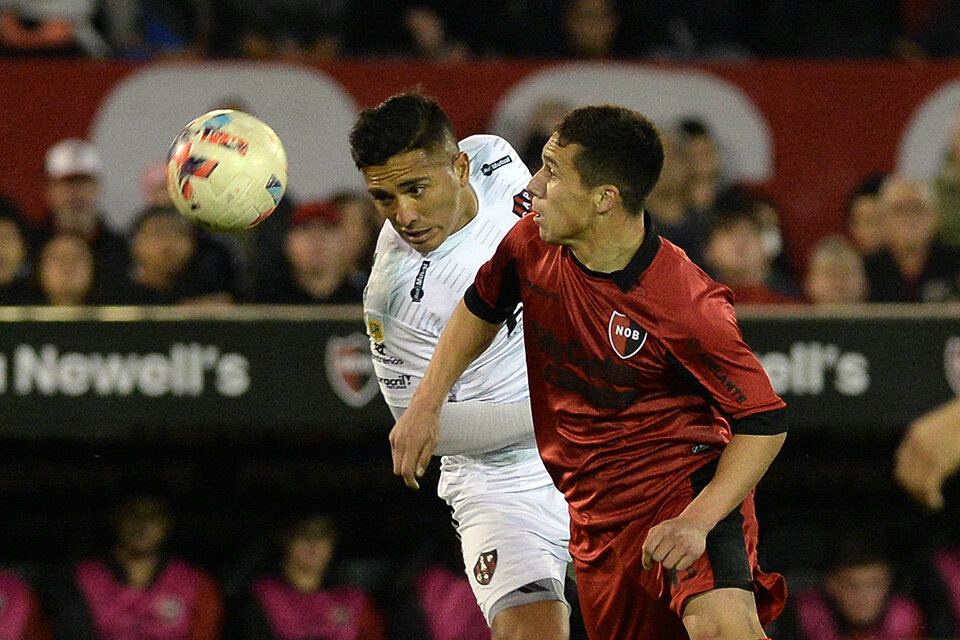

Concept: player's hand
[[895, 402, 960, 511], [389, 402, 442, 490], [641, 516, 708, 571]]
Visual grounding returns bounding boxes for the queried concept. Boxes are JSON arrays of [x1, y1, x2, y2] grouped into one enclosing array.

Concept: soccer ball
[[166, 109, 287, 233]]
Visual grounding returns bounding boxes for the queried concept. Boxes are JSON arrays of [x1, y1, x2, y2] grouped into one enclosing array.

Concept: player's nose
[[527, 168, 546, 199], [395, 200, 418, 227]]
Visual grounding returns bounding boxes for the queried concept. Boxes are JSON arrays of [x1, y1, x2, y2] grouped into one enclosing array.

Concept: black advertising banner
[[0, 307, 389, 439], [738, 306, 960, 433], [0, 306, 956, 439]]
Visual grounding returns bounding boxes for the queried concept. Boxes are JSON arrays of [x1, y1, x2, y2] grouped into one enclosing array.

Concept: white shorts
[[438, 452, 571, 625]]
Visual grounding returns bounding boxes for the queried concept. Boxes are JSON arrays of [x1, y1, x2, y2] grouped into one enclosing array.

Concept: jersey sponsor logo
[[371, 342, 404, 365], [325, 333, 379, 408], [474, 549, 498, 585], [480, 154, 512, 176], [410, 260, 430, 302], [377, 373, 412, 389], [512, 189, 532, 217], [608, 312, 647, 359], [366, 316, 384, 343], [945, 336, 960, 395], [686, 339, 747, 404], [529, 319, 642, 410]]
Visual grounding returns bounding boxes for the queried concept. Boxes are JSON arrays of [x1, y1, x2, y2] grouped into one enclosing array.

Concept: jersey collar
[[569, 210, 661, 293]]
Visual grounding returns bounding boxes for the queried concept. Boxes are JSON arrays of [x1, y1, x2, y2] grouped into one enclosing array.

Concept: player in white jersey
[[350, 94, 572, 640]]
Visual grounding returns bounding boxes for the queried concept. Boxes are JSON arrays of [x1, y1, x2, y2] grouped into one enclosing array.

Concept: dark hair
[[707, 204, 763, 238], [844, 171, 888, 220], [349, 93, 458, 169], [554, 105, 664, 215], [130, 203, 194, 236]]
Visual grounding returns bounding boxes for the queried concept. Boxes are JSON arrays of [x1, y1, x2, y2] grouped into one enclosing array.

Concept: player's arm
[[642, 428, 786, 571], [895, 396, 960, 510], [644, 285, 788, 571], [390, 299, 502, 489]]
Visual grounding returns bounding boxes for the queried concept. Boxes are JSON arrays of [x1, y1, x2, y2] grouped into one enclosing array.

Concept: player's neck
[[571, 209, 646, 274], [450, 185, 480, 237]]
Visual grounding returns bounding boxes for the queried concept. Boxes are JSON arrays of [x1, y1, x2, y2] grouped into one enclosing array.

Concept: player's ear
[[454, 151, 470, 186], [595, 185, 619, 215]]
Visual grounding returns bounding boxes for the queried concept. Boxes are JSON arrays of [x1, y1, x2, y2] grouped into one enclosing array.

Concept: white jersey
[[364, 134, 529, 408], [363, 135, 571, 622], [364, 134, 548, 485]]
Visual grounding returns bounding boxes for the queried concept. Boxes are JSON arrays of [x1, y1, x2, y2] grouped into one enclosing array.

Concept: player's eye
[[372, 194, 394, 205], [408, 185, 427, 197]]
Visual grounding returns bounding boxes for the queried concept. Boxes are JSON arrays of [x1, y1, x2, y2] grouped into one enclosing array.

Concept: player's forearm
[[681, 432, 786, 532], [408, 299, 502, 413]]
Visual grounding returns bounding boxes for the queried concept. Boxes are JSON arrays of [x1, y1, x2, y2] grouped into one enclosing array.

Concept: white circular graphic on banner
[[489, 63, 772, 181], [90, 62, 363, 232], [897, 81, 960, 180]]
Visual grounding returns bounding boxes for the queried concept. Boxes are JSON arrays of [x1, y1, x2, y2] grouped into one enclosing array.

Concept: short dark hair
[[554, 105, 664, 215], [349, 93, 458, 169]]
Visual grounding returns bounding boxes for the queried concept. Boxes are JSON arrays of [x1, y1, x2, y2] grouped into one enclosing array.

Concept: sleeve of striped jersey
[[464, 224, 525, 324], [662, 284, 788, 427]]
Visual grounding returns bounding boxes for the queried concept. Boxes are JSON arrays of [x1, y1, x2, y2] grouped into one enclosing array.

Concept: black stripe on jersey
[[464, 258, 521, 324], [730, 407, 788, 435]]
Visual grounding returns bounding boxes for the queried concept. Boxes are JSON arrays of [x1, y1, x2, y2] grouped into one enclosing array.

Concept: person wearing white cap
[[41, 138, 129, 299]]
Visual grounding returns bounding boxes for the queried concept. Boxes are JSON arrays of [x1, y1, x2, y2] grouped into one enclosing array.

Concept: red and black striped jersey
[[465, 212, 786, 561]]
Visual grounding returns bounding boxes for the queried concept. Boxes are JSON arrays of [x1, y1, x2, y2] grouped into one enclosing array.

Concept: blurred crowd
[[2, 0, 960, 61], [0, 492, 511, 640], [5, 111, 960, 309], [1, 490, 960, 640]]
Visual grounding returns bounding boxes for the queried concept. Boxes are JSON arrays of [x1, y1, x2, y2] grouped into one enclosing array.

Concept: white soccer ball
[[166, 109, 288, 233]]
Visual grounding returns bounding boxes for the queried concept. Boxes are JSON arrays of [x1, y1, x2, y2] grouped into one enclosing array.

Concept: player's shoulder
[[647, 239, 736, 330], [461, 135, 529, 182]]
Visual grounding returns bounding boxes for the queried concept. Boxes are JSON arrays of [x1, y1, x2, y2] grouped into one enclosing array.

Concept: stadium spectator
[[38, 139, 130, 296], [334, 191, 381, 293], [97, 0, 213, 59], [647, 127, 708, 267], [0, 568, 53, 640], [138, 160, 173, 210], [864, 174, 960, 302], [704, 206, 799, 304], [845, 173, 887, 257], [558, 0, 623, 58], [216, 0, 351, 59], [228, 513, 387, 640], [517, 99, 572, 173], [0, 198, 33, 304], [31, 233, 99, 305], [678, 118, 725, 213], [118, 204, 237, 305], [770, 529, 925, 640], [400, 4, 470, 60], [620, 0, 751, 60], [0, 0, 110, 56], [803, 235, 868, 305], [48, 494, 223, 640], [251, 199, 363, 304]]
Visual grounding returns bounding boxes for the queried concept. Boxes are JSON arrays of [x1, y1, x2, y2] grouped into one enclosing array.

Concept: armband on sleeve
[[729, 407, 788, 435], [389, 399, 535, 456]]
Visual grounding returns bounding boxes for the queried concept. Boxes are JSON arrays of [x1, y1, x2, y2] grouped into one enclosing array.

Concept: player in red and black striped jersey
[[390, 104, 788, 640]]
